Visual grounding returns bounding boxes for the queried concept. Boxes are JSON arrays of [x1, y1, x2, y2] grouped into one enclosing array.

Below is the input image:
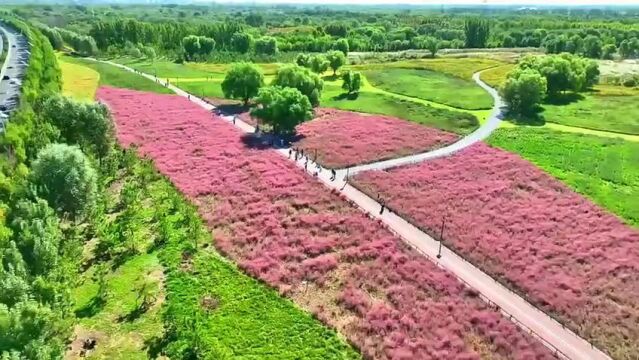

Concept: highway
[[0, 22, 29, 130]]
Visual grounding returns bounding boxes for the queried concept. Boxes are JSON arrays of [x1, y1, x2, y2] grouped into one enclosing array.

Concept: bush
[[29, 144, 98, 218]]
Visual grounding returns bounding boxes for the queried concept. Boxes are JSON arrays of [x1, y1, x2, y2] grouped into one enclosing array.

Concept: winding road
[[346, 69, 505, 174], [96, 59, 611, 360]]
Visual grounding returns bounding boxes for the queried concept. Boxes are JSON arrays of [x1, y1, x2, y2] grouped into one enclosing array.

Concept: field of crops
[[489, 127, 639, 227], [292, 108, 458, 168], [479, 64, 515, 89], [351, 142, 639, 359], [59, 57, 100, 101], [363, 68, 493, 110], [97, 86, 553, 359]]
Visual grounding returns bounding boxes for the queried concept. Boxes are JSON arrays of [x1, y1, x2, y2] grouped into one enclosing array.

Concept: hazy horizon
[[208, 0, 639, 5]]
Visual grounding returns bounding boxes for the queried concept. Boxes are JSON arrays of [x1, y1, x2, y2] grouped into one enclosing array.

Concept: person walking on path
[[288, 149, 293, 159], [232, 115, 237, 124], [378, 194, 386, 215], [304, 158, 308, 171], [330, 169, 336, 181]]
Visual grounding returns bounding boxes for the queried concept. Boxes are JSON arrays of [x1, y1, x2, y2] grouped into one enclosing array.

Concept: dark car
[[2, 75, 8, 80]]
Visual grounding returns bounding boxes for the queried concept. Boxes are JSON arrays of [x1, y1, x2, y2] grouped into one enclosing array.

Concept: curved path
[[96, 58, 610, 360], [346, 69, 505, 175]]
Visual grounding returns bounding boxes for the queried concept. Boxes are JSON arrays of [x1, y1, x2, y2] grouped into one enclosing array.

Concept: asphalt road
[[0, 22, 29, 130]]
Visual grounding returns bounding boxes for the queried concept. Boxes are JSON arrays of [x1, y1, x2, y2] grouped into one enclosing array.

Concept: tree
[[198, 36, 216, 56], [272, 64, 324, 107], [619, 38, 638, 59], [221, 62, 265, 106], [254, 36, 278, 55], [502, 69, 547, 116], [29, 144, 98, 219], [333, 38, 350, 55], [182, 35, 200, 61], [342, 71, 362, 94], [296, 53, 311, 68], [566, 35, 584, 54], [309, 55, 329, 74], [602, 44, 616, 60], [250, 86, 313, 134], [36, 94, 115, 160], [423, 36, 440, 57], [230, 32, 253, 53], [464, 18, 490, 48], [244, 13, 264, 27], [583, 35, 603, 58], [502, 35, 516, 48], [326, 51, 346, 75]]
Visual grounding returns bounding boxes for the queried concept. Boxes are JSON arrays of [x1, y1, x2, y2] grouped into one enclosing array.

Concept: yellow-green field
[[59, 56, 100, 101]]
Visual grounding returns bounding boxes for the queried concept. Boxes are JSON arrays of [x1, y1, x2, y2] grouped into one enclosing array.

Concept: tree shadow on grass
[[322, 74, 340, 82], [118, 304, 147, 323], [504, 108, 546, 126], [75, 296, 106, 319], [544, 92, 585, 106], [216, 103, 250, 116], [332, 92, 360, 101]]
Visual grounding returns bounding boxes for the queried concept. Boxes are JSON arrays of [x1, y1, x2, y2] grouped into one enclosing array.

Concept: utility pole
[[437, 215, 445, 259]]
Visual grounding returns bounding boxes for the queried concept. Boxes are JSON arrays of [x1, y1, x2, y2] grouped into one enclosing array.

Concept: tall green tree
[[250, 86, 313, 134], [230, 32, 253, 53], [29, 144, 98, 219], [502, 69, 547, 116], [342, 71, 362, 94], [221, 63, 265, 106], [255, 36, 278, 55], [272, 65, 323, 107], [464, 18, 490, 48], [327, 50, 347, 75], [182, 35, 200, 61], [332, 38, 350, 55], [310, 54, 330, 74]]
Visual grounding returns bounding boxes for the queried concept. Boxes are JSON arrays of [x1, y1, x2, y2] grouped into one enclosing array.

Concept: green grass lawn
[[322, 84, 478, 135], [63, 56, 173, 94], [488, 127, 639, 227], [351, 57, 502, 80], [176, 79, 225, 98], [542, 91, 639, 135], [72, 253, 164, 359], [362, 68, 493, 110]]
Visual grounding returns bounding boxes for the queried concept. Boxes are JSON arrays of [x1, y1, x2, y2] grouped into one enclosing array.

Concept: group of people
[[288, 147, 338, 182]]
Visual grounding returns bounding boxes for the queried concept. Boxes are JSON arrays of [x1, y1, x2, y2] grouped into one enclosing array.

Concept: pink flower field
[[352, 143, 639, 358], [292, 109, 459, 168], [97, 86, 553, 359]]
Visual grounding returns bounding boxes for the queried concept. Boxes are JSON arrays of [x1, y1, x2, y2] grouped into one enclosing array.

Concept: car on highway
[[2, 75, 8, 80]]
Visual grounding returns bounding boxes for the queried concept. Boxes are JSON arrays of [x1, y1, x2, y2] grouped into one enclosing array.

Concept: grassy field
[[322, 84, 479, 134], [72, 252, 164, 359], [177, 79, 225, 98], [70, 154, 360, 359], [59, 56, 100, 101], [488, 127, 639, 227], [352, 57, 503, 80], [542, 89, 639, 135], [480, 64, 515, 89], [63, 56, 173, 94], [363, 68, 493, 110]]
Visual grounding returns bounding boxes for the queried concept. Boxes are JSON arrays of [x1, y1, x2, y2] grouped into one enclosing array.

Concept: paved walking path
[[346, 69, 505, 174], [97, 59, 611, 360]]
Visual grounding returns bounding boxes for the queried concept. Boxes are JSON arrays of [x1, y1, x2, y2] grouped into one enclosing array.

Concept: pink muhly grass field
[[97, 86, 553, 359], [292, 108, 459, 168], [352, 142, 639, 358]]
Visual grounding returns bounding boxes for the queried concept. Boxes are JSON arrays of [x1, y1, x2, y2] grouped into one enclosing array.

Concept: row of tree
[[221, 52, 362, 133], [502, 53, 599, 116], [38, 24, 98, 56]]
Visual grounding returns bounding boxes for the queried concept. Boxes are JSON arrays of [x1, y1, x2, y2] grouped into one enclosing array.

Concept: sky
[[212, 0, 639, 5]]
